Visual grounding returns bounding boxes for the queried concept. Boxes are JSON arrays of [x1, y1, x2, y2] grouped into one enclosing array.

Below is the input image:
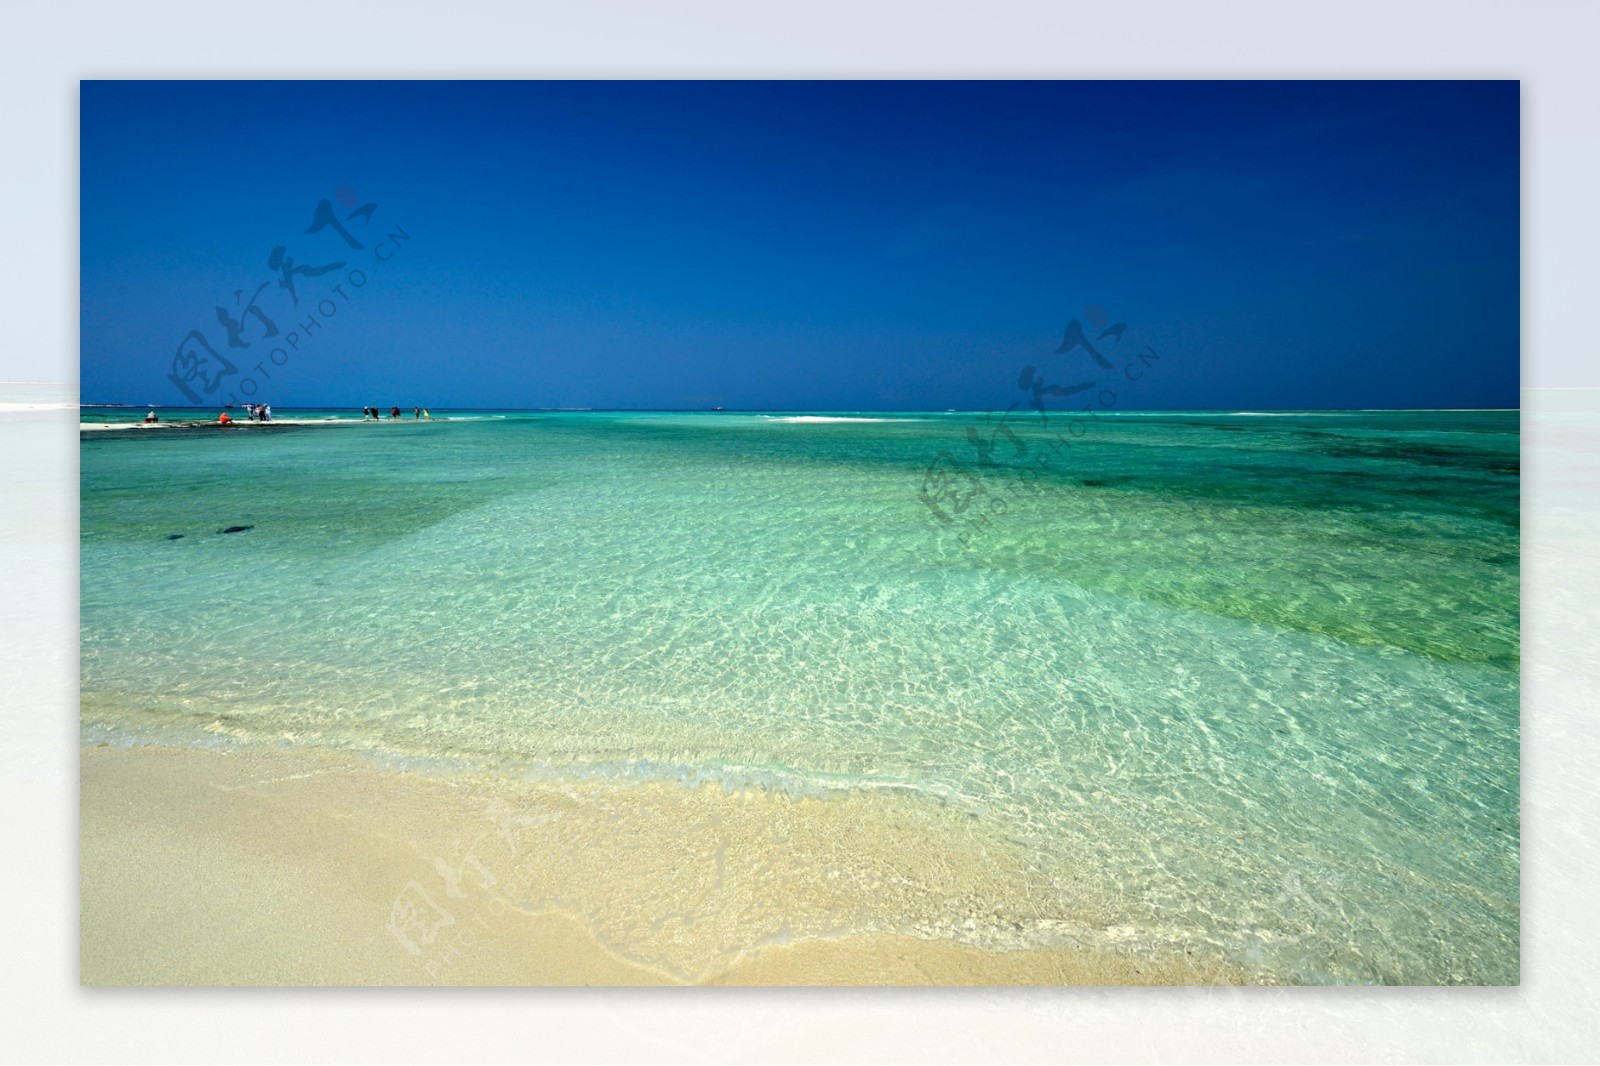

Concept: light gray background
[[4, 1, 1596, 1061]]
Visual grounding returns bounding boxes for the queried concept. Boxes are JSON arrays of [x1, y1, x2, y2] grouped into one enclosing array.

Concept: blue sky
[[80, 80, 1519, 410]]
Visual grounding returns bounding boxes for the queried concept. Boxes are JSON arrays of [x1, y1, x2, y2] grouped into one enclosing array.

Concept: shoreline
[[80, 742, 1237, 986], [80, 418, 413, 431]]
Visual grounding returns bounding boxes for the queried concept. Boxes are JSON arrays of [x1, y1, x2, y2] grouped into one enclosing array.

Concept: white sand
[[81, 744, 1236, 986]]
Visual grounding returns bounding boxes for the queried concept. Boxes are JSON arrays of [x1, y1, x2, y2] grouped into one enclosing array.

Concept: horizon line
[[76, 403, 1522, 414]]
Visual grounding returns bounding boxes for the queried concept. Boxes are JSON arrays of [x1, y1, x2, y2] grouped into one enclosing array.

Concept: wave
[[762, 415, 926, 424], [80, 714, 975, 812]]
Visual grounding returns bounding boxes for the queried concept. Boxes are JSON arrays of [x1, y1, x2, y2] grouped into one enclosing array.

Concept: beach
[[81, 743, 1223, 985], [80, 409, 1520, 985]]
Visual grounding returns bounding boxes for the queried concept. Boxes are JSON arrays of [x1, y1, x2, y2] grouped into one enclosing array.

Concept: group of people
[[215, 402, 270, 425], [205, 403, 433, 426]]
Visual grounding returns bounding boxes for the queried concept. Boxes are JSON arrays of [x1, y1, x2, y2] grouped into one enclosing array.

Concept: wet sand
[[80, 744, 1234, 986]]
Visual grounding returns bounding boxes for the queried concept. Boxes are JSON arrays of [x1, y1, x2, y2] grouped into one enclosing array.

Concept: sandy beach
[[80, 743, 1232, 986]]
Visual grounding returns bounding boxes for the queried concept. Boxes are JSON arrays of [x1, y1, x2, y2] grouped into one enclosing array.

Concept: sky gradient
[[80, 80, 1520, 410]]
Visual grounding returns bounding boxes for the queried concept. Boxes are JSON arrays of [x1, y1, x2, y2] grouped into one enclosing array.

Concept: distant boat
[[711, 406, 724, 411]]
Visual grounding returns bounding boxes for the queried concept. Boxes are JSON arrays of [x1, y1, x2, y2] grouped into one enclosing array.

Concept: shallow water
[[80, 408, 1519, 983]]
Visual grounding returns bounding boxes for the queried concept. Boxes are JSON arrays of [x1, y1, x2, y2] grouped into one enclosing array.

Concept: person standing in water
[[413, 406, 421, 419], [390, 405, 401, 419]]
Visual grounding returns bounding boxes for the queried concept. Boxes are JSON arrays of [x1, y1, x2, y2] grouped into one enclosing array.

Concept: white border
[[6, 1, 1598, 1061]]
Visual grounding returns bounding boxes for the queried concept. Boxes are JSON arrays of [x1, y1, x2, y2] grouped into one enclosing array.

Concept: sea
[[79, 405, 1520, 983]]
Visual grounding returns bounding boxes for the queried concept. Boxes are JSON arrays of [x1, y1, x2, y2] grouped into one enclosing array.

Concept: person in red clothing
[[218, 411, 232, 424], [390, 405, 401, 419]]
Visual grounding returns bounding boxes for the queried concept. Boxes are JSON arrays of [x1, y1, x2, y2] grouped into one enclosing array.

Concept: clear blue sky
[[80, 80, 1519, 410]]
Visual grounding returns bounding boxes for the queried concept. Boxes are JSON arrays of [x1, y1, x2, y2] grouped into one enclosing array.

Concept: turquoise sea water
[[80, 408, 1519, 983]]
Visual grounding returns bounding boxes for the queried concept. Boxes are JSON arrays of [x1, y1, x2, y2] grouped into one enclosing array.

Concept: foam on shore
[[761, 415, 925, 423]]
